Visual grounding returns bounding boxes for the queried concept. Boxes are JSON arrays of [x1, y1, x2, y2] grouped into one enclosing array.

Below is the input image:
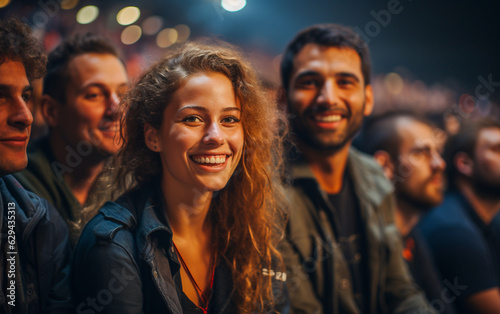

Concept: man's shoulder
[[419, 193, 476, 234], [348, 147, 389, 181], [417, 193, 487, 256], [1, 175, 66, 230], [348, 147, 394, 204]]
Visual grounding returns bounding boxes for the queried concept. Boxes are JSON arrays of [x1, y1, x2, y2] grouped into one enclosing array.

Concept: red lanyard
[[173, 242, 216, 314]]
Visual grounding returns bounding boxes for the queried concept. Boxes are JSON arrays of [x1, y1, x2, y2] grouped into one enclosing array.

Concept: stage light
[[156, 28, 178, 48], [61, 0, 78, 10], [76, 5, 99, 24], [142, 16, 163, 35], [117, 6, 141, 26], [221, 0, 246, 12], [121, 25, 142, 45], [0, 0, 11, 8], [174, 24, 190, 43]]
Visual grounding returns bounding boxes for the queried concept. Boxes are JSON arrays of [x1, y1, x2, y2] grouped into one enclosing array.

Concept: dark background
[[2, 0, 500, 106]]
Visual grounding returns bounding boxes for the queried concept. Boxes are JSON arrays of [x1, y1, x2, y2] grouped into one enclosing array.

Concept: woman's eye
[[222, 116, 240, 124], [86, 93, 102, 100], [182, 115, 203, 123]]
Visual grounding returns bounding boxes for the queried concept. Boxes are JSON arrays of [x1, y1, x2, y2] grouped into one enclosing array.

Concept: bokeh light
[[0, 0, 11, 8], [156, 28, 178, 48], [121, 25, 142, 45], [76, 5, 99, 24], [116, 6, 141, 26], [174, 24, 190, 42], [142, 16, 163, 35], [384, 72, 404, 95], [221, 0, 247, 12], [61, 0, 79, 10]]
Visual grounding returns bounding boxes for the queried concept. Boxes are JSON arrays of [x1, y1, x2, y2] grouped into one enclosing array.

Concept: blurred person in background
[[278, 23, 433, 313], [418, 118, 500, 313], [14, 33, 129, 245], [0, 17, 72, 313], [355, 111, 456, 314], [73, 41, 288, 313]]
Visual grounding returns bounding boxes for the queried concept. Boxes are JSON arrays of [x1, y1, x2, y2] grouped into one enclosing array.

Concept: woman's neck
[[161, 178, 213, 240]]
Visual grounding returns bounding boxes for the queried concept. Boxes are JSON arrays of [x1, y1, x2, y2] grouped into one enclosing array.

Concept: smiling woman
[[74, 41, 289, 313]]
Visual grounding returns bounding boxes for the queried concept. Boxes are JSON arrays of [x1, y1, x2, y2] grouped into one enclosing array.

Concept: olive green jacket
[[282, 148, 435, 314]]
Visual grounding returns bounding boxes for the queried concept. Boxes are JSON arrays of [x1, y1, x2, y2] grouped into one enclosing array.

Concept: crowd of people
[[1, 17, 499, 314]]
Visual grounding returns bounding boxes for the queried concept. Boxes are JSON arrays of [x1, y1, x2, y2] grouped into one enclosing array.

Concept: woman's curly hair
[[115, 40, 288, 312], [0, 17, 46, 81]]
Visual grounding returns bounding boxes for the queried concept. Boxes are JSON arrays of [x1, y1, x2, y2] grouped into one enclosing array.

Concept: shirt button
[[153, 270, 159, 278], [340, 279, 349, 290]]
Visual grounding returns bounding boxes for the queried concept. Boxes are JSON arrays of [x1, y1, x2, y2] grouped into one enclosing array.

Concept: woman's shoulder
[[76, 199, 139, 261]]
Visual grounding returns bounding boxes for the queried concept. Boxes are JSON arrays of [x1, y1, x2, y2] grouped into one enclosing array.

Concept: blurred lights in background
[[221, 0, 247, 12], [117, 6, 141, 26], [174, 24, 190, 43], [76, 5, 99, 24], [142, 16, 163, 35], [121, 25, 142, 45], [61, 0, 79, 10], [384, 72, 404, 95], [0, 0, 11, 9], [156, 28, 178, 48]]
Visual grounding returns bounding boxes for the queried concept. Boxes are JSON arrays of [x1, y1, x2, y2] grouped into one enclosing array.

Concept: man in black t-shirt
[[356, 111, 456, 314], [279, 24, 433, 313], [418, 119, 500, 313]]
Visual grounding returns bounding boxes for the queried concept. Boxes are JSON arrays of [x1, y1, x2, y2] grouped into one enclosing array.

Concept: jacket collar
[[290, 147, 393, 208]]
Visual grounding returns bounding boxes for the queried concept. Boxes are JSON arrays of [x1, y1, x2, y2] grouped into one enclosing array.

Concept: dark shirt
[[327, 173, 369, 312], [490, 211, 500, 284], [419, 191, 498, 308], [403, 228, 457, 314]]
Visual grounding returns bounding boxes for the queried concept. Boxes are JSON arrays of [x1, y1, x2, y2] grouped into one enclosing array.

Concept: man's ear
[[144, 123, 161, 152], [454, 152, 474, 177], [363, 84, 374, 117], [41, 95, 59, 128], [373, 150, 395, 181]]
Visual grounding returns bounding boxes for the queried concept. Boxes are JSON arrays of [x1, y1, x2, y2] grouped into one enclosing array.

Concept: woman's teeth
[[193, 155, 227, 164]]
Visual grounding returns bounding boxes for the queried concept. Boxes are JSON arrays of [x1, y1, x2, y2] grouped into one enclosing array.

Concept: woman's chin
[[195, 179, 230, 194]]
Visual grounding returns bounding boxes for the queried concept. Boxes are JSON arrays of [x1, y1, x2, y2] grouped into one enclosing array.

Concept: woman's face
[[146, 72, 244, 193]]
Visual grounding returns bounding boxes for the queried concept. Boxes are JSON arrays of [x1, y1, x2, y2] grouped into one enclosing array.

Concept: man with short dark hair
[[280, 24, 433, 313], [0, 17, 72, 312], [356, 111, 456, 314], [418, 118, 500, 313], [14, 33, 128, 245]]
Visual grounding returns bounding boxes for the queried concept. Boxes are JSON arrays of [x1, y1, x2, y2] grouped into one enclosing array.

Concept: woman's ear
[[144, 123, 161, 152]]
